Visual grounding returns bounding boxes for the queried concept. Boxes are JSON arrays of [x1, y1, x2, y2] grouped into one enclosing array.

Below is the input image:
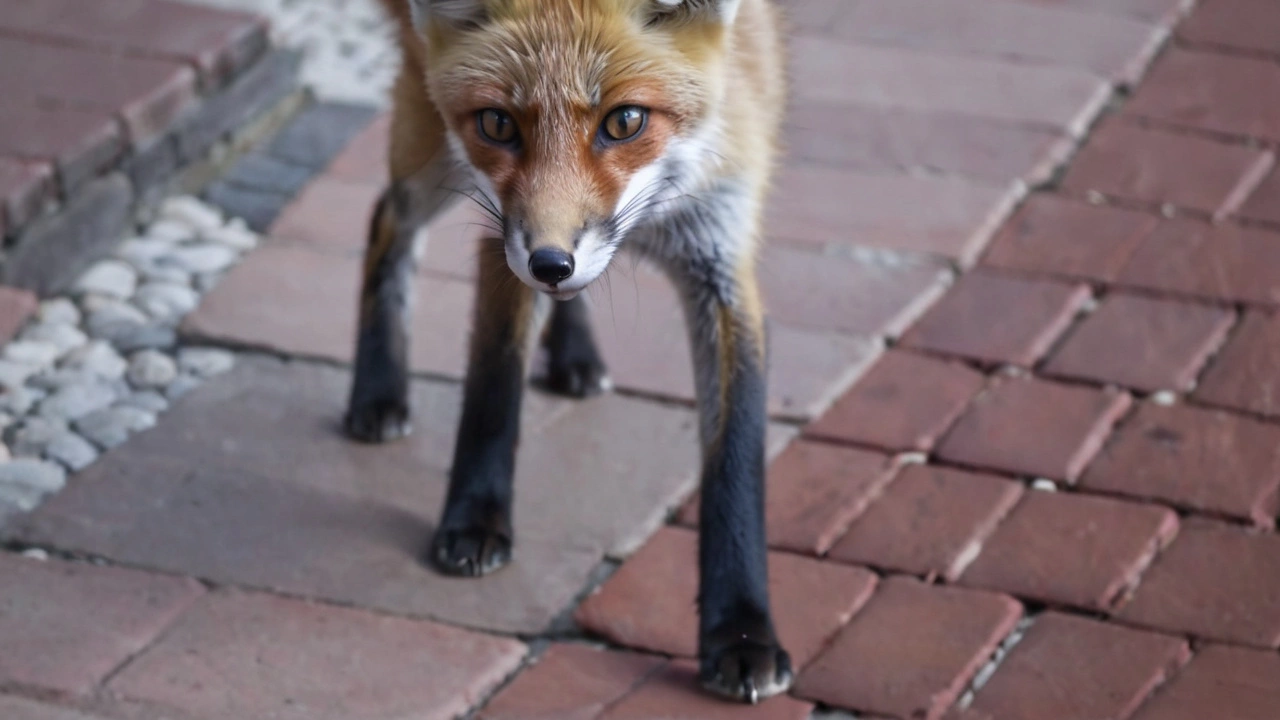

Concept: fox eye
[[601, 106, 647, 142], [478, 108, 518, 145]]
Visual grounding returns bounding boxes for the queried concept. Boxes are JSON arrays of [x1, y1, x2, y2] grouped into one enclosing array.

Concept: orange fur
[[375, 0, 786, 256]]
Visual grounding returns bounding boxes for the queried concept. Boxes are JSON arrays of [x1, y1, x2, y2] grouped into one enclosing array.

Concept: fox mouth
[[545, 287, 582, 301]]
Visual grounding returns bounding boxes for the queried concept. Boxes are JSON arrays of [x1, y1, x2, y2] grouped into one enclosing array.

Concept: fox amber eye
[[478, 108, 517, 144], [602, 106, 647, 142]]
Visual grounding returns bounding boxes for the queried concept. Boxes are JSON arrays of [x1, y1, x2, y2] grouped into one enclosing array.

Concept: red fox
[[347, 0, 789, 703]]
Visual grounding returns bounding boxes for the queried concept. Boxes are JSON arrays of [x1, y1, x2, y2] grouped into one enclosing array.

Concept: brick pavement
[[3, 0, 1280, 718]]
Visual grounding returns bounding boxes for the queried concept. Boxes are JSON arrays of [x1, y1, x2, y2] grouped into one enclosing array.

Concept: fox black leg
[[345, 164, 458, 443], [539, 295, 611, 398], [678, 268, 792, 704], [430, 247, 540, 577]]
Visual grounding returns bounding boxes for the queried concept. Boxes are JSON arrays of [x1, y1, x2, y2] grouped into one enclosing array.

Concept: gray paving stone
[[218, 152, 315, 196], [264, 102, 380, 170], [1, 174, 133, 296], [0, 694, 109, 720], [202, 181, 290, 232], [176, 49, 301, 161], [4, 356, 714, 634]]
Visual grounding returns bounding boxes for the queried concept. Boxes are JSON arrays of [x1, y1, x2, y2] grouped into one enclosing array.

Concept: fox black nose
[[528, 248, 574, 284]]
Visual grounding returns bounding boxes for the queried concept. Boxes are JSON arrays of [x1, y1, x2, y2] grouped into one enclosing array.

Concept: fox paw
[[699, 638, 794, 704], [429, 523, 512, 577], [344, 397, 411, 443]]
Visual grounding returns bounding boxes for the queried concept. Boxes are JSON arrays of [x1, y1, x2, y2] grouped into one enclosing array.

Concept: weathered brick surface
[[1061, 118, 1274, 218], [789, 37, 1109, 135], [1179, 0, 1280, 56], [1043, 293, 1234, 393], [1130, 644, 1280, 720], [183, 243, 473, 379], [107, 589, 527, 720], [805, 349, 986, 452], [0, 0, 268, 89], [968, 612, 1189, 720], [1194, 311, 1280, 418], [960, 490, 1178, 610], [1082, 402, 1280, 526], [574, 526, 878, 668], [478, 645, 662, 720], [759, 243, 951, 337], [679, 441, 897, 555], [980, 193, 1156, 282], [1239, 166, 1280, 225], [764, 163, 1020, 262], [1117, 220, 1280, 306], [599, 660, 813, 719], [829, 464, 1024, 581], [0, 36, 196, 147], [1118, 520, 1280, 647], [832, 0, 1163, 82], [899, 270, 1090, 366], [934, 375, 1131, 482], [0, 696, 109, 720], [0, 109, 122, 195], [1125, 48, 1280, 142], [0, 553, 202, 695], [783, 103, 1072, 185], [795, 577, 1022, 720]]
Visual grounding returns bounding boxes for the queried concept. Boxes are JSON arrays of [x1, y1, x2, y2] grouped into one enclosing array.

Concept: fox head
[[410, 0, 742, 299]]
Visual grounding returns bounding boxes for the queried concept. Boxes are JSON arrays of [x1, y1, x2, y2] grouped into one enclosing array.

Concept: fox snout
[[503, 212, 618, 300]]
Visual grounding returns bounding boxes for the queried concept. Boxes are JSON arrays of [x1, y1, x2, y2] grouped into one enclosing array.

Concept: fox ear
[[408, 0, 487, 30], [650, 0, 742, 25]]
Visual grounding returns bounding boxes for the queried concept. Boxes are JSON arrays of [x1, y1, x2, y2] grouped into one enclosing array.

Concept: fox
[[346, 0, 790, 704]]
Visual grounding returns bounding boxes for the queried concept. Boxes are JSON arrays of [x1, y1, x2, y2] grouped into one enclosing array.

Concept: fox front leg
[[430, 246, 544, 576], [345, 160, 461, 443], [677, 263, 793, 704]]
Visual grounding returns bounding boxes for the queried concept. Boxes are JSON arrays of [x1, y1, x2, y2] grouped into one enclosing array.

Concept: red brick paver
[[967, 612, 1189, 720], [764, 163, 1019, 262], [1118, 519, 1280, 647], [934, 375, 1131, 481], [11, 2, 1280, 718], [1043, 293, 1234, 393], [805, 349, 987, 452], [0, 0, 267, 88], [795, 576, 1022, 720], [1082, 402, 1280, 526], [900, 270, 1090, 367], [1125, 47, 1280, 142], [0, 553, 203, 695], [1179, 0, 1280, 57], [1131, 644, 1280, 720], [828, 464, 1023, 581], [478, 645, 662, 720], [980, 193, 1157, 283], [678, 440, 897, 555], [107, 589, 526, 720], [598, 660, 814, 720], [959, 490, 1179, 611], [574, 527, 877, 668], [1116, 217, 1280, 307], [1195, 311, 1280, 418], [1060, 117, 1274, 218]]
